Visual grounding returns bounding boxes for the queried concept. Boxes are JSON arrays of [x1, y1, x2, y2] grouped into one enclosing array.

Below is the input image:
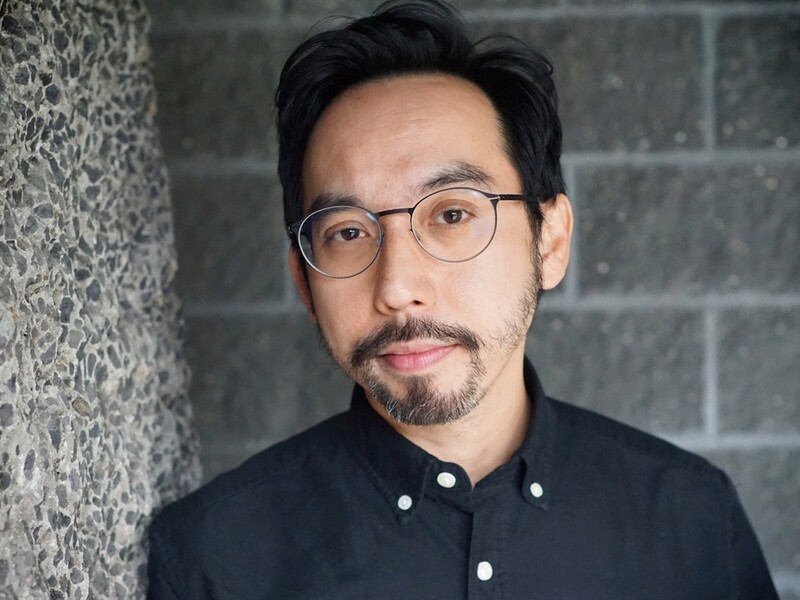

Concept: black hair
[[275, 0, 564, 238]]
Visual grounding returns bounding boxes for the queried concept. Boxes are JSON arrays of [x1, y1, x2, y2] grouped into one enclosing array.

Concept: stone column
[[0, 0, 200, 597]]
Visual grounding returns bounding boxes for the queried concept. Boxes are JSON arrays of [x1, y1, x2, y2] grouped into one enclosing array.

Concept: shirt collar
[[344, 357, 554, 521], [518, 357, 553, 511]]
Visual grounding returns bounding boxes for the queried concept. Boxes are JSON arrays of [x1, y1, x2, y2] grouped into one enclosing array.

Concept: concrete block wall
[[147, 0, 800, 597]]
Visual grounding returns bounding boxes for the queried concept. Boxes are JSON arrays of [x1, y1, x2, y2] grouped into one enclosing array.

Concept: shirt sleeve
[[146, 518, 185, 600], [724, 473, 779, 600]]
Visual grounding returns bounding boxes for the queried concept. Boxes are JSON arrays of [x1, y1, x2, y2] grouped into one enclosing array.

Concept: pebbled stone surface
[[0, 0, 200, 597]]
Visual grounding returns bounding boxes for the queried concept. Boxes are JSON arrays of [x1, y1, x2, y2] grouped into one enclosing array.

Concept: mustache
[[349, 317, 481, 370]]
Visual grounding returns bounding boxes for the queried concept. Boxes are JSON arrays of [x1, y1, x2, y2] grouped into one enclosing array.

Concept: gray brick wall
[[147, 0, 800, 596]]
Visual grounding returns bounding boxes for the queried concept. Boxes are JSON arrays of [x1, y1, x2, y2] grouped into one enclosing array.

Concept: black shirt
[[147, 360, 778, 599]]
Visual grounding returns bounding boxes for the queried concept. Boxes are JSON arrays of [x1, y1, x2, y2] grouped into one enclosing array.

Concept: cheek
[[455, 231, 535, 312], [310, 284, 371, 354], [437, 267, 518, 335]]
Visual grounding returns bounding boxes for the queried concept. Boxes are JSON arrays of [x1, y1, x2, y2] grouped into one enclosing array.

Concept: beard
[[318, 253, 543, 426], [350, 318, 486, 425]]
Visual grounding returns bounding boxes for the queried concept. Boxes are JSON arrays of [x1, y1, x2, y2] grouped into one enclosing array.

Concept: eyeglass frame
[[287, 186, 540, 279]]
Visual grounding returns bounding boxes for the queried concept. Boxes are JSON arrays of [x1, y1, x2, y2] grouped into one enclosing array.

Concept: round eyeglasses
[[288, 187, 538, 279]]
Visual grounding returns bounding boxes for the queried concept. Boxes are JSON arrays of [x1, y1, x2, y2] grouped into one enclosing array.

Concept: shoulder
[[545, 398, 738, 547], [545, 399, 777, 598], [147, 410, 367, 596], [548, 397, 725, 480], [150, 410, 351, 537]]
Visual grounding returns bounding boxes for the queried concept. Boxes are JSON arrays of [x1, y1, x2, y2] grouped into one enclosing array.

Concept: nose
[[371, 219, 436, 316]]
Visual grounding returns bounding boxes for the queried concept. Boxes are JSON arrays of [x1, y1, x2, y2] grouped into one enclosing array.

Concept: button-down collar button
[[397, 495, 413, 510], [476, 561, 493, 581], [529, 482, 544, 498], [436, 472, 457, 489]]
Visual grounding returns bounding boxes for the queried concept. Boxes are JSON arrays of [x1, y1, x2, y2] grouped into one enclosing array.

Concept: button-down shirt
[[147, 360, 778, 599]]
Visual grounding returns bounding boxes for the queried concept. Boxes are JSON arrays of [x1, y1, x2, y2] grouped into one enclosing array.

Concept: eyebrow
[[304, 162, 497, 215], [417, 162, 496, 193], [306, 192, 363, 215]]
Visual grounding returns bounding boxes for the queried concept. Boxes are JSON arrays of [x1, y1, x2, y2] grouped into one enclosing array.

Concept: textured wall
[[0, 0, 200, 597], [148, 0, 800, 598]]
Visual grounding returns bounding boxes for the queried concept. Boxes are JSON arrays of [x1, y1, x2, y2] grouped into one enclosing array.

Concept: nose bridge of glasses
[[374, 206, 415, 228], [372, 206, 425, 257]]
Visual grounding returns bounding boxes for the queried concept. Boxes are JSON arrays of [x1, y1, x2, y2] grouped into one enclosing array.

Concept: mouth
[[348, 317, 481, 374], [378, 344, 457, 373]]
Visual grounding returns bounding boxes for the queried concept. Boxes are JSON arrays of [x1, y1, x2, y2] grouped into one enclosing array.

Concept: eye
[[440, 209, 466, 224], [321, 221, 373, 244], [310, 207, 377, 248], [431, 204, 476, 226], [331, 227, 366, 242], [423, 191, 484, 228]]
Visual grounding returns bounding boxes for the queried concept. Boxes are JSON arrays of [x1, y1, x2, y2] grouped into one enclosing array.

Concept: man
[[147, 1, 778, 598]]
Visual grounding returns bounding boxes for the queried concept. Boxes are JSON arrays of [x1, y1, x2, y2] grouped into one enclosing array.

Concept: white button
[[476, 561, 493, 581], [529, 482, 544, 498], [397, 495, 413, 510], [436, 472, 457, 488]]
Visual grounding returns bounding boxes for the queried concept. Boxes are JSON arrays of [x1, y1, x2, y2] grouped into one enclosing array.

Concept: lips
[[349, 317, 480, 372], [379, 344, 456, 373]]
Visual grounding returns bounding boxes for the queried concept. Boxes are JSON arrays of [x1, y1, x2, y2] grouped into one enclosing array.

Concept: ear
[[289, 245, 317, 321], [538, 193, 573, 291]]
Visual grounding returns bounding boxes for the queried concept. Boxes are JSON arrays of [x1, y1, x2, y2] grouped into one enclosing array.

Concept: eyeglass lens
[[297, 188, 499, 278]]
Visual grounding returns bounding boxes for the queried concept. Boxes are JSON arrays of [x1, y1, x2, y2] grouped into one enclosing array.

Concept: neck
[[369, 349, 530, 486]]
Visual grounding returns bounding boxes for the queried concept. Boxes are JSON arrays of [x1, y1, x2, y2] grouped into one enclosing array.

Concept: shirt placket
[[466, 489, 510, 600]]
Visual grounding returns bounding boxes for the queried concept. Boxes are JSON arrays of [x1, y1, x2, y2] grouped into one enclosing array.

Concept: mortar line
[[703, 307, 720, 437], [166, 158, 276, 177], [162, 149, 800, 179], [182, 294, 800, 316], [560, 148, 800, 167], [563, 161, 580, 302], [664, 432, 800, 450], [149, 3, 800, 36], [183, 301, 305, 317], [277, 0, 289, 20], [774, 573, 800, 593], [538, 293, 800, 311], [204, 438, 285, 455], [472, 4, 800, 21]]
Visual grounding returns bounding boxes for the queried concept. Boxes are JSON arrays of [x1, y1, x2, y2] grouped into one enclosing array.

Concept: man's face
[[295, 74, 560, 426]]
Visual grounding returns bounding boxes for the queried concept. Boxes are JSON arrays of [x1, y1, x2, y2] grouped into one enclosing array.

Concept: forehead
[[315, 73, 499, 130], [301, 74, 518, 209]]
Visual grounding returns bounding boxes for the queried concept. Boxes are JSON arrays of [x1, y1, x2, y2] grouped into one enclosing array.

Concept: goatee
[[349, 317, 486, 425]]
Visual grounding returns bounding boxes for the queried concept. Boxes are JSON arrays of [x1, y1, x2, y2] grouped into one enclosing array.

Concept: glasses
[[288, 187, 538, 279]]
